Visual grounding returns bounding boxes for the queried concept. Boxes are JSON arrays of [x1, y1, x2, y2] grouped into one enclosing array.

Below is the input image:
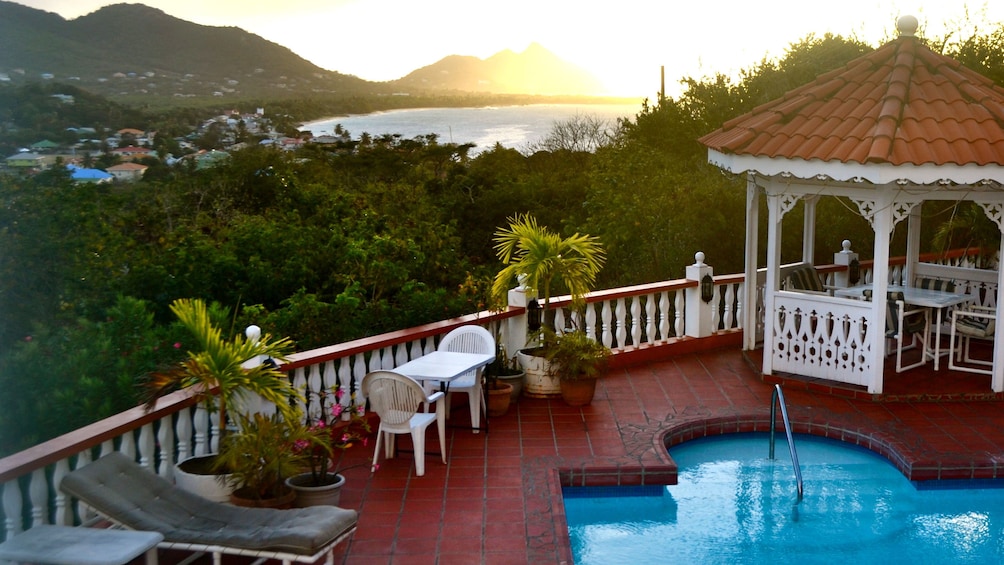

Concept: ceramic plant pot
[[496, 370, 525, 404], [285, 472, 346, 507], [518, 349, 560, 398], [173, 454, 233, 503]]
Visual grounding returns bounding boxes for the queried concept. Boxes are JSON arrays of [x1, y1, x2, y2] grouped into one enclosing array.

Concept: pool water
[[563, 433, 1004, 564]]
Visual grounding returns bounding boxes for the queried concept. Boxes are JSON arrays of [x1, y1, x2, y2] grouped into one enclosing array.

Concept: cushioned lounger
[[59, 452, 358, 565]]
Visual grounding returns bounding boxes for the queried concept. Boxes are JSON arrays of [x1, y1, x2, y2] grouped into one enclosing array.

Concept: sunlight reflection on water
[[300, 103, 641, 153]]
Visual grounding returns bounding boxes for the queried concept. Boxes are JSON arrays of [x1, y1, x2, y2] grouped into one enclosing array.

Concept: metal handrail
[[769, 384, 804, 506]]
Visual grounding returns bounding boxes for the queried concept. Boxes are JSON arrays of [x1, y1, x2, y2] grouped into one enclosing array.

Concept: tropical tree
[[145, 298, 301, 436], [491, 213, 605, 316]]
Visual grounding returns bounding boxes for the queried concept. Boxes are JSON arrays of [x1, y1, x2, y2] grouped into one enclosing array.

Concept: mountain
[[391, 43, 606, 96], [0, 2, 606, 101], [0, 2, 380, 100]]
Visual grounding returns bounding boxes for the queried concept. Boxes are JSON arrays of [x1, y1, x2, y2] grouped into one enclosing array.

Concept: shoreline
[[299, 99, 643, 130]]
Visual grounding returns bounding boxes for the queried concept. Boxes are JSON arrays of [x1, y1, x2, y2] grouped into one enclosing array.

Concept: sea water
[[300, 103, 641, 153]]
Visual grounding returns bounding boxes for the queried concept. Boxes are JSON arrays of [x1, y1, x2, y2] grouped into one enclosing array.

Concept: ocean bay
[[300, 103, 642, 152]]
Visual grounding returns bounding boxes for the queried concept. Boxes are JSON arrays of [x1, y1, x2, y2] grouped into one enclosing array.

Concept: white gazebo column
[[990, 209, 1004, 392], [762, 188, 785, 375], [905, 204, 923, 285], [867, 192, 895, 394], [742, 173, 760, 350], [802, 195, 817, 264]]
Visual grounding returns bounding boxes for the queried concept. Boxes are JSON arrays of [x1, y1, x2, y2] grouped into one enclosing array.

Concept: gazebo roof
[[699, 16, 1004, 186]]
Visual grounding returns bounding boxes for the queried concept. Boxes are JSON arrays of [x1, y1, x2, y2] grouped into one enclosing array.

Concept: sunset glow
[[12, 0, 1004, 98]]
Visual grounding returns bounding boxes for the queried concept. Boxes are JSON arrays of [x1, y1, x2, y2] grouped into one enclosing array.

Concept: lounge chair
[[59, 452, 358, 565]]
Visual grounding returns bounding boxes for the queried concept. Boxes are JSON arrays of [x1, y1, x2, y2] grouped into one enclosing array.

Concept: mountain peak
[[396, 43, 605, 96]]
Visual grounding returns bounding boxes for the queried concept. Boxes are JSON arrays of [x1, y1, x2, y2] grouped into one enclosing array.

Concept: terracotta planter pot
[[486, 382, 513, 417], [560, 378, 598, 406], [496, 370, 525, 404], [518, 349, 560, 398], [228, 486, 296, 508], [285, 472, 346, 507]]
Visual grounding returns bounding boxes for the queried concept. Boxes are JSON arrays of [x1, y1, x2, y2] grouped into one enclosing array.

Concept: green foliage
[[492, 213, 606, 313], [0, 296, 187, 456], [541, 329, 610, 382], [144, 298, 300, 438], [215, 409, 327, 500]]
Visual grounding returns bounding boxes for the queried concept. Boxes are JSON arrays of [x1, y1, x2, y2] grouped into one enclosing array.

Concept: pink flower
[[334, 387, 345, 401], [331, 404, 343, 417], [355, 405, 365, 416], [173, 342, 182, 349]]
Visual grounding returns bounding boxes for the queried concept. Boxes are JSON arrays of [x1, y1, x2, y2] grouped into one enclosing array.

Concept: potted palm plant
[[540, 327, 611, 406], [145, 298, 301, 501], [491, 213, 606, 397]]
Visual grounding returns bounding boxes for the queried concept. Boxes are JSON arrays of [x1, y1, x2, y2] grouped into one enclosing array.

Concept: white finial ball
[[695, 251, 706, 266], [246, 325, 261, 342], [842, 239, 852, 252], [897, 15, 918, 37]]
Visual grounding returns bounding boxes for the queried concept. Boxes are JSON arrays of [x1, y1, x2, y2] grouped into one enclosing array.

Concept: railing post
[[505, 282, 533, 358], [832, 239, 860, 289], [685, 252, 715, 338]]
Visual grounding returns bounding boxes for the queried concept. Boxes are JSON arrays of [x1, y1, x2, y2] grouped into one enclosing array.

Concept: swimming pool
[[563, 433, 1004, 564]]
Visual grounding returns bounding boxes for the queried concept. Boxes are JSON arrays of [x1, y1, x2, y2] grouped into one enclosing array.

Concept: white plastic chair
[[433, 325, 495, 433], [361, 370, 446, 477]]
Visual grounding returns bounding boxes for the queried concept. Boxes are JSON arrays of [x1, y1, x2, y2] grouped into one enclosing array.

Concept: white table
[[835, 284, 973, 369], [0, 525, 163, 565], [394, 350, 496, 389], [394, 350, 496, 432]]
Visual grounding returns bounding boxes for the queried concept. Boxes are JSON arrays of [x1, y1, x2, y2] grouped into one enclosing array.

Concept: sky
[[11, 1, 1004, 97]]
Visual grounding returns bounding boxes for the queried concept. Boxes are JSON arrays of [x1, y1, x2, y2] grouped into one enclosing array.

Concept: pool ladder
[[769, 384, 804, 507]]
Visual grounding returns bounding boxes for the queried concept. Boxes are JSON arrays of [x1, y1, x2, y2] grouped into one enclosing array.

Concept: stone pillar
[[685, 252, 716, 338], [832, 239, 860, 288], [505, 278, 534, 357], [239, 325, 274, 416]]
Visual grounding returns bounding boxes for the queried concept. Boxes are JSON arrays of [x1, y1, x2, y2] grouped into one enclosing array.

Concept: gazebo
[[699, 15, 1004, 393]]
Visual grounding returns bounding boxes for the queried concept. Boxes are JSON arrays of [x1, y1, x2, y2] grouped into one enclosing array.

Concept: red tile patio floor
[[163, 343, 1004, 564]]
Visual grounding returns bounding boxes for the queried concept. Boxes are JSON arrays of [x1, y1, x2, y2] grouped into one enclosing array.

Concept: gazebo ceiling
[[699, 16, 1004, 187]]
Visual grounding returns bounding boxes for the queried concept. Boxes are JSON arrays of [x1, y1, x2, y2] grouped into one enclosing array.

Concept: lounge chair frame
[[59, 452, 358, 565]]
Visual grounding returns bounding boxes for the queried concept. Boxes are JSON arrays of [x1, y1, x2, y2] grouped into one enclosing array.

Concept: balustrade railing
[[0, 246, 991, 541]]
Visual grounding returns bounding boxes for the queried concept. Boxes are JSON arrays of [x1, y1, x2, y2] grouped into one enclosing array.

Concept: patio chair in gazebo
[[950, 305, 997, 375], [699, 14, 1004, 394]]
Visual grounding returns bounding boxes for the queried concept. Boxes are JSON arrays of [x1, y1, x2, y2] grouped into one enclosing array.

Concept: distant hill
[[0, 1, 381, 100], [391, 43, 606, 96], [0, 2, 609, 102]]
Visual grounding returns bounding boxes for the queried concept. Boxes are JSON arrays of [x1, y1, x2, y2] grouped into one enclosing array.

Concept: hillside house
[[106, 162, 148, 182]]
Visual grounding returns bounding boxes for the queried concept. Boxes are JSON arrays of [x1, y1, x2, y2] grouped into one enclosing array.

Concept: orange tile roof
[[699, 29, 1004, 167]]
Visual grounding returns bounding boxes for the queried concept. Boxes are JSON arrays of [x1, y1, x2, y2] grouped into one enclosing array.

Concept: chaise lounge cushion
[[59, 452, 357, 556]]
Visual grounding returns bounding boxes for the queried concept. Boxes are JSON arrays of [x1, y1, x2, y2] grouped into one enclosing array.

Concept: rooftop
[[699, 16, 1004, 184]]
